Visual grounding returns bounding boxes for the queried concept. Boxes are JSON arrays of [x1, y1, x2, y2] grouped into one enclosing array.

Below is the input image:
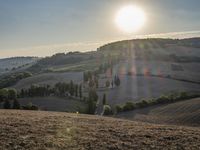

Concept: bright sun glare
[[115, 5, 146, 33]]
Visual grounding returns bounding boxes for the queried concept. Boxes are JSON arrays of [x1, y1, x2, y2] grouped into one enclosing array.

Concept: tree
[[79, 85, 82, 98], [95, 78, 99, 88], [0, 88, 8, 101], [88, 79, 95, 88], [12, 99, 21, 109], [102, 105, 113, 115], [69, 80, 74, 96], [87, 89, 98, 114], [4, 99, 11, 109], [20, 89, 25, 98], [75, 84, 78, 97], [83, 72, 88, 82], [106, 80, 110, 88], [114, 75, 120, 87], [8, 88, 17, 100], [102, 93, 106, 105], [111, 80, 114, 88]]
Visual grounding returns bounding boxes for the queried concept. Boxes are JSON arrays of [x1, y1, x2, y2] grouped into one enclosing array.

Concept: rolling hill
[[117, 97, 200, 126], [0, 110, 200, 150], [0, 57, 39, 75]]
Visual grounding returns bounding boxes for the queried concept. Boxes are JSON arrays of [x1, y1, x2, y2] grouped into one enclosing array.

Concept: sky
[[0, 0, 200, 58]]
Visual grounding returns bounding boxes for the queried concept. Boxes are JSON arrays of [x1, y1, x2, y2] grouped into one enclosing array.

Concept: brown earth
[[0, 110, 200, 150]]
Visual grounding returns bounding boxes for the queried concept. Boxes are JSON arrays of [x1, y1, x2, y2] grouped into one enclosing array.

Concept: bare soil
[[0, 110, 200, 150]]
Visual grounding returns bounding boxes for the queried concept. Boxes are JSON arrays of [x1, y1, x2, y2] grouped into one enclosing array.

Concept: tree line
[[0, 88, 20, 109], [0, 72, 32, 89], [19, 80, 82, 98]]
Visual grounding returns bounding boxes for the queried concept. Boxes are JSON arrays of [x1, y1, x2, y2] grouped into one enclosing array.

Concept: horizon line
[[0, 30, 200, 59]]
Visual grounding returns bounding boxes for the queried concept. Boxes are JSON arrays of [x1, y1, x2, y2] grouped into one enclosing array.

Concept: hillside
[[0, 110, 200, 150], [0, 57, 38, 75], [117, 98, 200, 126]]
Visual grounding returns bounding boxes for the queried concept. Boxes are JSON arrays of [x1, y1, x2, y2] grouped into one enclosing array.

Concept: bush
[[115, 105, 123, 113], [157, 95, 170, 104], [136, 100, 149, 108], [118, 92, 200, 113], [22, 102, 38, 110], [123, 102, 135, 111], [102, 105, 113, 115]]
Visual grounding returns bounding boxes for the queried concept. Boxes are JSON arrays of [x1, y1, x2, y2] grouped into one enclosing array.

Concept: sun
[[115, 5, 146, 33]]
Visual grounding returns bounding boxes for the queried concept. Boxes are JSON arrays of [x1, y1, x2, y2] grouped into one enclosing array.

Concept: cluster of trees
[[55, 81, 82, 97], [19, 81, 83, 98], [115, 92, 200, 113], [114, 75, 120, 87], [0, 88, 20, 109], [29, 52, 86, 73], [98, 56, 119, 74], [105, 75, 121, 88], [83, 71, 99, 89], [0, 72, 32, 89]]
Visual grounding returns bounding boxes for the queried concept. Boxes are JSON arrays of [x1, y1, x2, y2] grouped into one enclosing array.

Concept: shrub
[[115, 105, 123, 113], [136, 100, 149, 108], [22, 102, 38, 110], [179, 92, 188, 99], [102, 105, 113, 115], [123, 102, 135, 111], [157, 95, 170, 104]]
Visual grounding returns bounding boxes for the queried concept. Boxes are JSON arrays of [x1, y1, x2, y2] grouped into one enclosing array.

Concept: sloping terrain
[[0, 57, 38, 75], [17, 97, 87, 112], [12, 72, 83, 89], [0, 110, 200, 150], [97, 74, 200, 108], [117, 98, 200, 126]]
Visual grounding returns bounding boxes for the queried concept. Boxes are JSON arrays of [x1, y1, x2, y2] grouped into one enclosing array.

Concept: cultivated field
[[18, 97, 87, 112], [0, 110, 200, 150], [12, 72, 83, 89], [97, 75, 200, 106], [113, 60, 200, 83], [0, 57, 38, 75], [117, 98, 200, 126]]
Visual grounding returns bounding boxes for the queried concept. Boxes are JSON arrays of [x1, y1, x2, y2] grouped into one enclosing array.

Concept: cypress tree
[[103, 93, 106, 105], [4, 100, 11, 109], [79, 85, 82, 98]]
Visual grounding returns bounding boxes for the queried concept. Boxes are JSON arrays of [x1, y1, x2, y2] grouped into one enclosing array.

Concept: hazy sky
[[0, 0, 200, 58]]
